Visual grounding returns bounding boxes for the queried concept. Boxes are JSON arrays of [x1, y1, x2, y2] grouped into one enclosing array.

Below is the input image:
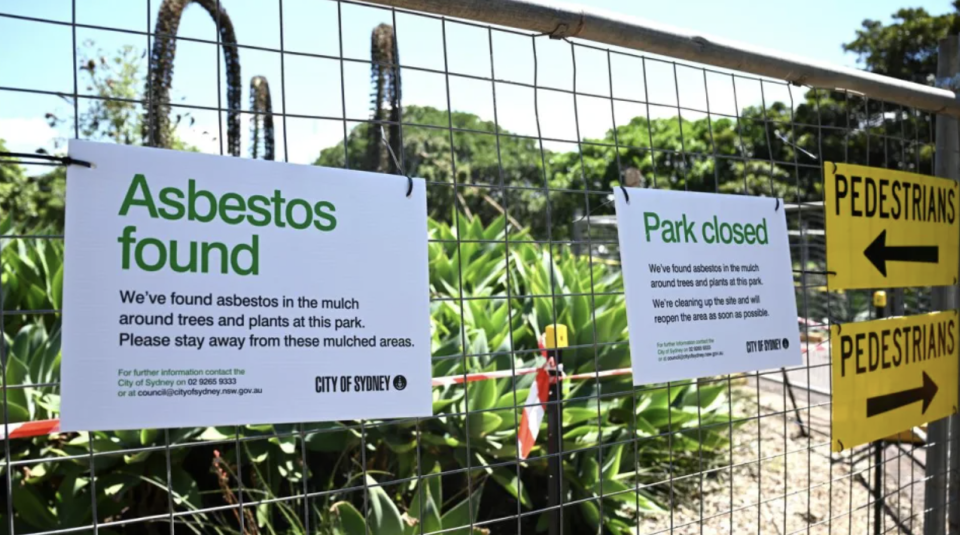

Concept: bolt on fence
[[0, 0, 958, 534]]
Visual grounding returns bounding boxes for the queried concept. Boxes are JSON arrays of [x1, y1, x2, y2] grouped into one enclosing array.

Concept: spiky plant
[[366, 23, 402, 173], [145, 0, 242, 156], [249, 75, 275, 160]]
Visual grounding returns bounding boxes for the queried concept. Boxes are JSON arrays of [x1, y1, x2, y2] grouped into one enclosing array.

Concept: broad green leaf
[[495, 390, 525, 409], [644, 384, 685, 409], [469, 330, 489, 358], [581, 456, 600, 489], [428, 462, 442, 506], [467, 373, 498, 412], [38, 324, 61, 385], [97, 472, 140, 498], [562, 426, 593, 440], [562, 407, 596, 427], [257, 502, 270, 529], [331, 501, 366, 535], [601, 443, 624, 480], [579, 500, 601, 531], [598, 479, 665, 512], [50, 263, 63, 309], [366, 475, 404, 535], [271, 435, 297, 454], [638, 407, 697, 429], [421, 433, 460, 447], [467, 412, 502, 438], [683, 383, 727, 409], [170, 468, 200, 507], [432, 398, 457, 414], [384, 432, 417, 454], [0, 399, 29, 422], [635, 416, 658, 436], [140, 428, 159, 445], [114, 430, 139, 445], [4, 353, 31, 421], [245, 440, 270, 463], [32, 392, 59, 416], [306, 426, 359, 453], [440, 483, 483, 535], [407, 478, 442, 535], [57, 472, 91, 528], [12, 482, 57, 530], [482, 215, 506, 240], [490, 468, 531, 508], [198, 427, 232, 441]]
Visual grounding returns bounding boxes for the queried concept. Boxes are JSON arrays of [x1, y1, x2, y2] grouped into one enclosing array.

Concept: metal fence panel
[[0, 1, 956, 534]]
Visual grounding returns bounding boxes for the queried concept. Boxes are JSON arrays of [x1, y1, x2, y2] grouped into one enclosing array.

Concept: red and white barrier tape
[[1, 337, 828, 441], [0, 419, 60, 440], [518, 358, 552, 459]]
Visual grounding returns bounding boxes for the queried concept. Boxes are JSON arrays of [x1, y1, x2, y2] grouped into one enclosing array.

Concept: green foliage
[[75, 42, 146, 145], [547, 107, 801, 206], [317, 102, 829, 242], [329, 473, 483, 535], [843, 2, 960, 85], [2, 214, 733, 534], [317, 105, 549, 235], [0, 142, 66, 230], [0, 42, 204, 232], [4, 17, 937, 529]]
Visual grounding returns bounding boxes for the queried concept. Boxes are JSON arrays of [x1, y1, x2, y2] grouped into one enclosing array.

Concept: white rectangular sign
[[615, 188, 800, 385], [62, 141, 432, 431]]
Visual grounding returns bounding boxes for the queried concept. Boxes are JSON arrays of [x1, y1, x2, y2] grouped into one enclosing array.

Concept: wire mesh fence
[[0, 0, 956, 534]]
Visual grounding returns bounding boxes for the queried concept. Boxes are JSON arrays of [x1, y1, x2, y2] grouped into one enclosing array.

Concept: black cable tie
[[832, 162, 837, 174], [838, 440, 844, 452], [791, 269, 837, 276], [0, 151, 93, 168], [573, 198, 614, 224], [620, 184, 630, 204], [773, 131, 818, 161], [379, 126, 413, 198], [775, 198, 780, 211]]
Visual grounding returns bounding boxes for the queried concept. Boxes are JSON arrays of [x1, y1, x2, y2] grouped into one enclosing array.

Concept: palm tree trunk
[[249, 76, 274, 160], [145, 0, 242, 156], [367, 23, 402, 173]]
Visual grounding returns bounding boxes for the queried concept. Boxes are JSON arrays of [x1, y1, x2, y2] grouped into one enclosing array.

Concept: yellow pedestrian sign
[[831, 311, 958, 452], [824, 162, 959, 290]]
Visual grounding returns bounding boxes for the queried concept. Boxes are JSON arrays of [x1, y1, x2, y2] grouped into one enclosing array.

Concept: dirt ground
[[638, 376, 929, 535]]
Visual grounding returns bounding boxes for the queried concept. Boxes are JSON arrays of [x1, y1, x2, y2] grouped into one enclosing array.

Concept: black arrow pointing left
[[864, 229, 939, 277], [866, 371, 938, 418]]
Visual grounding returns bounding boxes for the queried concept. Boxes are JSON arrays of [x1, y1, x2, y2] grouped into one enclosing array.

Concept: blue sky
[[0, 0, 954, 167]]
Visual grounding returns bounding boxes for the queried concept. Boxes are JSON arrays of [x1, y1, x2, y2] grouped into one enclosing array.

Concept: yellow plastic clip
[[873, 291, 887, 308], [543, 324, 569, 349]]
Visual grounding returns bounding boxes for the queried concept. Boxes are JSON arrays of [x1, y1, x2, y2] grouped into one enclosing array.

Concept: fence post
[[945, 38, 960, 535], [544, 324, 568, 535], [873, 291, 887, 535], [927, 34, 959, 535]]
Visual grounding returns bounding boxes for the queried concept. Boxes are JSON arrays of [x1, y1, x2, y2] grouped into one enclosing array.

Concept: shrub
[[1, 214, 733, 534]]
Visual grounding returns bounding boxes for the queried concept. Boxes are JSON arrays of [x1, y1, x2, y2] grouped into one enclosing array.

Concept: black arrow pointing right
[[864, 229, 939, 277], [866, 371, 939, 418]]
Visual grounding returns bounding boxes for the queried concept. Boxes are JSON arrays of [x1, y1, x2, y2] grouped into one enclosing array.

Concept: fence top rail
[[357, 0, 960, 118]]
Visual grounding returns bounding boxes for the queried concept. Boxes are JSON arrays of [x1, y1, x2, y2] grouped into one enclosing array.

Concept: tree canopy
[[843, 2, 960, 85], [2, 5, 944, 234]]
